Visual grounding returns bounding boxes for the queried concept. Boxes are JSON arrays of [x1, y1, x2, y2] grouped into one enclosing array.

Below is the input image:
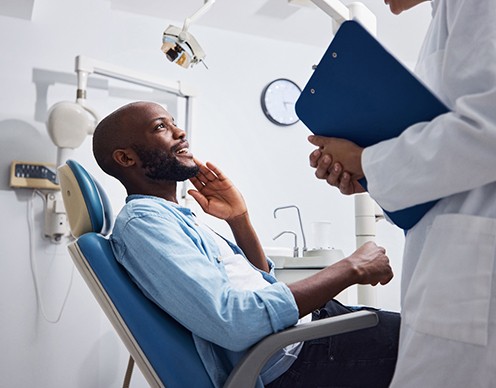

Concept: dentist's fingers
[[338, 171, 355, 195], [326, 163, 342, 187], [309, 149, 322, 168], [314, 154, 333, 180], [308, 135, 331, 148], [326, 164, 357, 195]]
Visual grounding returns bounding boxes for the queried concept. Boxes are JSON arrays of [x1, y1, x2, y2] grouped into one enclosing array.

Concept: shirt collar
[[126, 194, 194, 216]]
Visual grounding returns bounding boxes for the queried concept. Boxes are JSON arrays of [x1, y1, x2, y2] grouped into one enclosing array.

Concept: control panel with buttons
[[10, 161, 60, 190]]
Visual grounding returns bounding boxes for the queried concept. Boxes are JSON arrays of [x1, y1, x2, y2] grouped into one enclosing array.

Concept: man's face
[[128, 102, 199, 181], [383, 0, 429, 15]]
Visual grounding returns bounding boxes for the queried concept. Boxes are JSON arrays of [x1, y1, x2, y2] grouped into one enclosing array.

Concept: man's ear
[[113, 148, 137, 167]]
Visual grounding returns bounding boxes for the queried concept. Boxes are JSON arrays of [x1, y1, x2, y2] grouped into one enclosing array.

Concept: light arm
[[310, 0, 349, 24], [310, 0, 376, 35], [182, 0, 217, 33], [75, 55, 196, 97]]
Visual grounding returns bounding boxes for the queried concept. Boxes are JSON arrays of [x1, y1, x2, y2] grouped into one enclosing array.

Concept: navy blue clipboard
[[295, 20, 449, 230]]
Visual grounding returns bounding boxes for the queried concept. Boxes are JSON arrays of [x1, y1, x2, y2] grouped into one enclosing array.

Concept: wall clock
[[260, 78, 301, 126]]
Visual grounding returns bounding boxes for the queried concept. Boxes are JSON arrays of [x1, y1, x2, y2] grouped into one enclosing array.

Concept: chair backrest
[[58, 160, 215, 388]]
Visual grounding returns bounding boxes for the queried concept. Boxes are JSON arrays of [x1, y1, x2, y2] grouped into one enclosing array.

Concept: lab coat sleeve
[[112, 207, 299, 352], [362, 0, 496, 212]]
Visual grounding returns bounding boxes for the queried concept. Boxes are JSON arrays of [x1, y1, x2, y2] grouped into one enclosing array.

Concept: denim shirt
[[110, 195, 300, 387]]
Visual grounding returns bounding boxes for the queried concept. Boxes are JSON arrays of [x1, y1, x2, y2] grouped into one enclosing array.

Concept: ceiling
[[0, 0, 35, 19], [110, 0, 433, 64], [0, 0, 432, 65]]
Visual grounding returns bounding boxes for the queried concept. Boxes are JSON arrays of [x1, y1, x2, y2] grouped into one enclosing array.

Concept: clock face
[[261, 79, 301, 126]]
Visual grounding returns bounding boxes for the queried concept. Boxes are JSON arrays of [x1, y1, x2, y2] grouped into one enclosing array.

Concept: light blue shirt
[[110, 195, 300, 387]]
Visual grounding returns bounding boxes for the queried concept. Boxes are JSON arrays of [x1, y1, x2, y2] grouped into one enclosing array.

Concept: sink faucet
[[273, 205, 307, 256], [273, 231, 298, 257]]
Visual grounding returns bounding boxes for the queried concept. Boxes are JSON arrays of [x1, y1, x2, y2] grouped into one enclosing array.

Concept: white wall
[[0, 0, 429, 386]]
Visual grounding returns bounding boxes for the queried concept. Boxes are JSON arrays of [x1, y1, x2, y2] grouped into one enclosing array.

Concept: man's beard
[[132, 145, 199, 181]]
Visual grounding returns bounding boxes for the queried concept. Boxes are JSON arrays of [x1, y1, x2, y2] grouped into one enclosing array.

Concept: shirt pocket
[[403, 213, 496, 346]]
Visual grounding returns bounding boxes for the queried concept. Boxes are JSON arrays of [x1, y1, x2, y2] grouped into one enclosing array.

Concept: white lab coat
[[362, 0, 496, 386]]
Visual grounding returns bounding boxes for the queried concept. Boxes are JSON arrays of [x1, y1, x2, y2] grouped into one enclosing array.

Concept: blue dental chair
[[58, 159, 379, 388]]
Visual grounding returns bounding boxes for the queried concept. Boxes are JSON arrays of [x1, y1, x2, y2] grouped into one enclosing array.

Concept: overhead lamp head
[[161, 25, 206, 68], [46, 101, 99, 149], [160, 0, 215, 69]]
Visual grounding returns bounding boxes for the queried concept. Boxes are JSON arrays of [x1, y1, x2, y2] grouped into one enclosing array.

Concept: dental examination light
[[44, 61, 100, 243], [161, 0, 216, 68], [47, 101, 99, 170], [47, 57, 103, 169]]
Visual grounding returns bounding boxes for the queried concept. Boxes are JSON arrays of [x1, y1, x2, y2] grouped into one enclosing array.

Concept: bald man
[[93, 101, 400, 388]]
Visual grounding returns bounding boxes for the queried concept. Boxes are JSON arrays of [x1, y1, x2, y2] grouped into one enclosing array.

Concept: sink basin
[[265, 247, 345, 269], [264, 247, 293, 269], [268, 256, 288, 269], [284, 249, 345, 268]]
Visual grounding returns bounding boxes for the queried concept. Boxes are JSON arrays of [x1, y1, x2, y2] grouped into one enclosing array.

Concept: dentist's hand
[[308, 135, 366, 195], [188, 159, 247, 222]]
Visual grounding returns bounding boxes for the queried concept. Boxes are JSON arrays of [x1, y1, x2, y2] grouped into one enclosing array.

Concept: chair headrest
[[58, 160, 113, 238]]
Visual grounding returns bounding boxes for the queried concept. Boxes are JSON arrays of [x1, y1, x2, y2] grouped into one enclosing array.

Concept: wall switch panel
[[10, 161, 60, 190]]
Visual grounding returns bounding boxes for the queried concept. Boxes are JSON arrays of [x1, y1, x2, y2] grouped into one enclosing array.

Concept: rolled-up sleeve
[[111, 204, 299, 352]]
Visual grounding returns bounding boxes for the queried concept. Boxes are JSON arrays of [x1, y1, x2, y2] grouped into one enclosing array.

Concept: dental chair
[[58, 159, 379, 388]]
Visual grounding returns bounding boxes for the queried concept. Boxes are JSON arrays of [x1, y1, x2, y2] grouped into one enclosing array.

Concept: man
[[308, 0, 496, 387], [93, 101, 399, 388]]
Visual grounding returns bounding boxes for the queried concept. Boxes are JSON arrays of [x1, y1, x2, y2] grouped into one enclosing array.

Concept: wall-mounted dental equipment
[[47, 101, 99, 171], [161, 0, 216, 68], [47, 55, 197, 169], [38, 56, 197, 243], [44, 54, 196, 180]]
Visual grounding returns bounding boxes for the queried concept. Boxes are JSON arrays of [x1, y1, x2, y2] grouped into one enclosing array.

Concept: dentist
[[308, 0, 496, 386]]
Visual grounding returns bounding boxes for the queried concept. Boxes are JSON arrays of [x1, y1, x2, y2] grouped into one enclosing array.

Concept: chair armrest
[[224, 310, 378, 388]]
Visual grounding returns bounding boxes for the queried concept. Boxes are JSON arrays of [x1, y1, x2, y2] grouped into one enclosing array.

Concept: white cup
[[311, 221, 333, 249]]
